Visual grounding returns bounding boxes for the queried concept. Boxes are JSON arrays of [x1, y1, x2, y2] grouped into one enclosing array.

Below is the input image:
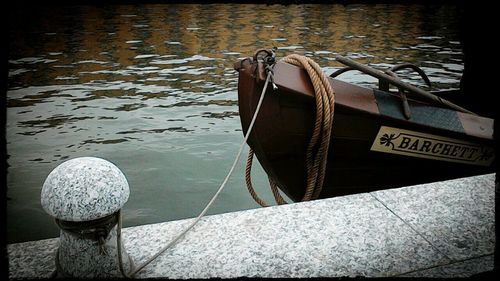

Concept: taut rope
[[117, 61, 276, 278], [113, 52, 335, 277], [245, 54, 336, 205]]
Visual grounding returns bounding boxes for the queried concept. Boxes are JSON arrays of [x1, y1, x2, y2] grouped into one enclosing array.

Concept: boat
[[234, 48, 496, 202]]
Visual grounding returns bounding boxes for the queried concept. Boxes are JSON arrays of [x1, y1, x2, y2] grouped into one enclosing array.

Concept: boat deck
[[7, 173, 495, 278]]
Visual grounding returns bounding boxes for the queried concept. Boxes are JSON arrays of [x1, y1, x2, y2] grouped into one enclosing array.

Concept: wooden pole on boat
[[335, 55, 476, 115]]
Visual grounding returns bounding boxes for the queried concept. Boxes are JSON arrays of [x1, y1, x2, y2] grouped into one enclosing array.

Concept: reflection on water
[[7, 4, 464, 243]]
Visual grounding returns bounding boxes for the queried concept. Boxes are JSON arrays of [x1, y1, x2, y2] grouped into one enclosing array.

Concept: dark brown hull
[[235, 58, 496, 202]]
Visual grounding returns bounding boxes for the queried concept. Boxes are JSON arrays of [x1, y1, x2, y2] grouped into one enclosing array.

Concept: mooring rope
[[116, 64, 275, 278], [245, 54, 336, 204], [50, 53, 331, 278]]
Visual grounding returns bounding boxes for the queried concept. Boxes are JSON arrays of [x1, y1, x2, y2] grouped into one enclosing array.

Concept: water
[[7, 4, 464, 243]]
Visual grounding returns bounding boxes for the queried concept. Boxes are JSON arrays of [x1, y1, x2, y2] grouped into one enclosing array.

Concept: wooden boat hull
[[235, 57, 496, 202]]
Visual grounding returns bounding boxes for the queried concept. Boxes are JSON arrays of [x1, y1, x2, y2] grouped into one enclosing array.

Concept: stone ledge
[[8, 174, 495, 279]]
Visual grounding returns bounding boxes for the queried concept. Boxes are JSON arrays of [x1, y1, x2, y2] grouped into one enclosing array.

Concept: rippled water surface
[[7, 4, 464, 243]]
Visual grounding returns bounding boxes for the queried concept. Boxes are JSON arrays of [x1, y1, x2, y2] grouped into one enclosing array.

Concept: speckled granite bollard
[[41, 157, 133, 278]]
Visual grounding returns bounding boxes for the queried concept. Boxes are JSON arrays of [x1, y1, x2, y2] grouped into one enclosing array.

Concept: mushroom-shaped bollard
[[41, 157, 133, 278]]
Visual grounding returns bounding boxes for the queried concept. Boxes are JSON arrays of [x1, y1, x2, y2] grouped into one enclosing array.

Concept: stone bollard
[[41, 157, 134, 278]]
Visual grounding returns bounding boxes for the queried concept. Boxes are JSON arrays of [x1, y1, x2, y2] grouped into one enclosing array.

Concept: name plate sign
[[370, 126, 494, 166]]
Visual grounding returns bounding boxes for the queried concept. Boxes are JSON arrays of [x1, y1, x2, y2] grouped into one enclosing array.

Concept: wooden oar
[[335, 55, 476, 115]]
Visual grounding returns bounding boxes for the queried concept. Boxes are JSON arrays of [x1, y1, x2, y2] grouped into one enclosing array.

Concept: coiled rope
[[245, 54, 336, 205], [245, 149, 287, 207]]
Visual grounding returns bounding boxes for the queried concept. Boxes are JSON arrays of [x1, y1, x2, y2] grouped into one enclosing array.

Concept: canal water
[[7, 4, 464, 243]]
